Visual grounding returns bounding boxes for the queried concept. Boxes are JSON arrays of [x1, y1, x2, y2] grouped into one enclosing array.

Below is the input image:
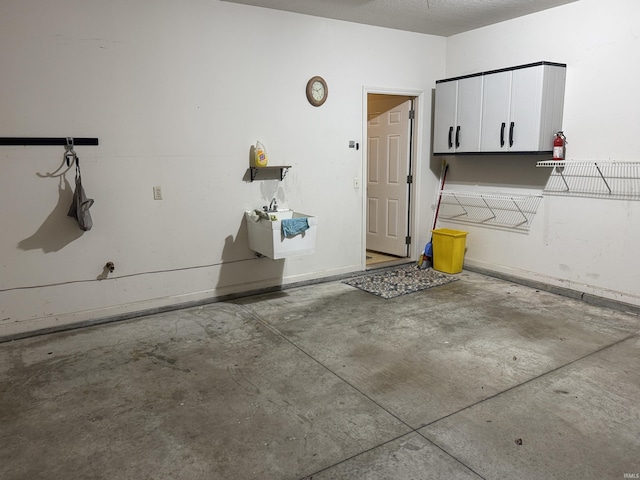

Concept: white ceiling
[[221, 0, 580, 37]]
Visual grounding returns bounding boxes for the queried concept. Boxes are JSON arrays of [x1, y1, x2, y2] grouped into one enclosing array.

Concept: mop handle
[[432, 164, 448, 232]]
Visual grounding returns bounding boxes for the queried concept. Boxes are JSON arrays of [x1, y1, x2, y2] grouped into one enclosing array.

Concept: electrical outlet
[[153, 186, 162, 200]]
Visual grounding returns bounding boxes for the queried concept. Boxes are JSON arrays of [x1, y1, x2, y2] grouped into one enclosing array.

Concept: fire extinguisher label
[[553, 146, 564, 160]]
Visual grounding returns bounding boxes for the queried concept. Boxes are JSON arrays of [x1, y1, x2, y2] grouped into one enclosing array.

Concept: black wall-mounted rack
[[0, 137, 99, 146]]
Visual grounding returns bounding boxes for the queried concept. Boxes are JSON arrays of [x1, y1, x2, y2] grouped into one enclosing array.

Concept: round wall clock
[[306, 76, 328, 107]]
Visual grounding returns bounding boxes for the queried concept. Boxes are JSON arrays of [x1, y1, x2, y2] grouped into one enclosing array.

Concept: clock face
[[312, 81, 324, 101], [306, 76, 328, 106]]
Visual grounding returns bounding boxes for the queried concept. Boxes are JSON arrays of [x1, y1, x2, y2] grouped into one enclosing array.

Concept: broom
[[420, 161, 448, 267]]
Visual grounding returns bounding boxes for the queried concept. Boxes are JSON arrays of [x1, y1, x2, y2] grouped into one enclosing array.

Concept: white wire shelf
[[438, 191, 543, 230], [536, 160, 640, 199]]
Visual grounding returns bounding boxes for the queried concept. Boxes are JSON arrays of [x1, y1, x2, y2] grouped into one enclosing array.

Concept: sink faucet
[[263, 198, 278, 212]]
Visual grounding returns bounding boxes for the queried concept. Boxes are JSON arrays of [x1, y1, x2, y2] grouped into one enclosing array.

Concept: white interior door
[[367, 96, 412, 256]]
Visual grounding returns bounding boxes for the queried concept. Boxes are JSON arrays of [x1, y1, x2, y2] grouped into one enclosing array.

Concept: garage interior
[[2, 0, 639, 478]]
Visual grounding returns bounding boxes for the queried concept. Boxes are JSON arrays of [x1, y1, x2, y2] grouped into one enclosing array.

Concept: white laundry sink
[[245, 210, 318, 259], [266, 209, 295, 220]]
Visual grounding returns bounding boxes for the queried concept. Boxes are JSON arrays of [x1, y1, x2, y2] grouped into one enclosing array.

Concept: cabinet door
[[455, 76, 483, 152], [509, 65, 544, 151], [433, 81, 457, 154], [480, 70, 511, 152]]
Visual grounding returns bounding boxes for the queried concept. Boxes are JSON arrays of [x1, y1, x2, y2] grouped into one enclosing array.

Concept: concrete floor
[[1, 269, 639, 480]]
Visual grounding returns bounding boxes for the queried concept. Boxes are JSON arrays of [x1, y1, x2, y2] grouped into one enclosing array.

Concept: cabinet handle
[[509, 122, 515, 147], [455, 126, 460, 148], [448, 126, 453, 149], [500, 122, 506, 147]]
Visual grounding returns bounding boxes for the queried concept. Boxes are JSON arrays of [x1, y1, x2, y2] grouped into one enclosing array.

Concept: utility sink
[[264, 209, 296, 220], [245, 210, 318, 259]]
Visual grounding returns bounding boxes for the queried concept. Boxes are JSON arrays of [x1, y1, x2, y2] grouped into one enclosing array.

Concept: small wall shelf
[[249, 166, 291, 182], [438, 191, 543, 230], [537, 160, 640, 199]]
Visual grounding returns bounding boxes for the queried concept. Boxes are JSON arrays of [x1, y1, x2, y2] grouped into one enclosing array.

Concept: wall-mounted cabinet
[[433, 62, 566, 155], [433, 76, 483, 153]]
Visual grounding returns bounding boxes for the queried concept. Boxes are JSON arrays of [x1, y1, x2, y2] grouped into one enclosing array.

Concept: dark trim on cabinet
[[435, 61, 566, 84], [433, 150, 553, 156]]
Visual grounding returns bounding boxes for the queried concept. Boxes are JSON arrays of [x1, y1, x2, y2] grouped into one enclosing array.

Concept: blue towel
[[281, 217, 309, 238]]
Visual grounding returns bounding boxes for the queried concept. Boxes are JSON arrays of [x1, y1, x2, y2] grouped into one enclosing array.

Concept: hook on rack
[[64, 137, 78, 167]]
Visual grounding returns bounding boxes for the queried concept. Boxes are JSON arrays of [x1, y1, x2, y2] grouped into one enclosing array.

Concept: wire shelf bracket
[[438, 191, 543, 231], [537, 160, 640, 199]]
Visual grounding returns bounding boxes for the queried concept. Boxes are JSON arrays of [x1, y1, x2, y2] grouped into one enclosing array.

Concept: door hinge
[[407, 174, 413, 184], [405, 236, 411, 245], [409, 109, 415, 120]]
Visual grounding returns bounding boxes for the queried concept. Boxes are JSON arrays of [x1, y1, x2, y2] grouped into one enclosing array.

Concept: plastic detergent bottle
[[253, 141, 268, 167]]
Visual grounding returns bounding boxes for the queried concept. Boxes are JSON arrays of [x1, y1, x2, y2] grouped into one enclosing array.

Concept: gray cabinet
[[434, 62, 566, 155], [433, 76, 483, 154]]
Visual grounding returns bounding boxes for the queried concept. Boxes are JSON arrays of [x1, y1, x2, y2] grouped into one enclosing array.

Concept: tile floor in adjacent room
[[365, 250, 404, 267], [1, 269, 639, 480]]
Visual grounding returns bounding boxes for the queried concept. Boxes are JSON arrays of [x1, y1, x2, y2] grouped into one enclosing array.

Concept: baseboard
[[463, 262, 640, 316], [4, 261, 637, 344], [0, 265, 364, 344]]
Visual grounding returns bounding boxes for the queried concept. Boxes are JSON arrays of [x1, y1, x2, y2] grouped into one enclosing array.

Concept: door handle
[[509, 121, 515, 147], [448, 126, 453, 149], [500, 122, 506, 147], [455, 126, 460, 148]]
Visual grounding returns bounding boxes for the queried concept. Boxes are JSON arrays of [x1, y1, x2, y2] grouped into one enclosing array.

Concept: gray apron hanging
[[67, 154, 94, 231]]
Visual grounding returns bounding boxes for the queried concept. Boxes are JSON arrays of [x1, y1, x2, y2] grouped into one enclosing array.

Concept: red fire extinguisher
[[553, 131, 566, 161]]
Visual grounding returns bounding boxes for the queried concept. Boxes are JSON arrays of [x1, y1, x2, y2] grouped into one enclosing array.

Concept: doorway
[[366, 93, 417, 267]]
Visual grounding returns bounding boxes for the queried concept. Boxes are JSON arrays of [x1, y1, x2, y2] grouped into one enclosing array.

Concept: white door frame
[[361, 86, 425, 269]]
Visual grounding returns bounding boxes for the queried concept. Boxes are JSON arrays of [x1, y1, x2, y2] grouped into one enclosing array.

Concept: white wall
[[0, 0, 446, 336], [441, 0, 640, 307], [4, 0, 637, 339]]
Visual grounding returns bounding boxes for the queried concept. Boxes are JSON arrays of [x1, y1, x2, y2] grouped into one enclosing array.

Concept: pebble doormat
[[343, 264, 458, 299]]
